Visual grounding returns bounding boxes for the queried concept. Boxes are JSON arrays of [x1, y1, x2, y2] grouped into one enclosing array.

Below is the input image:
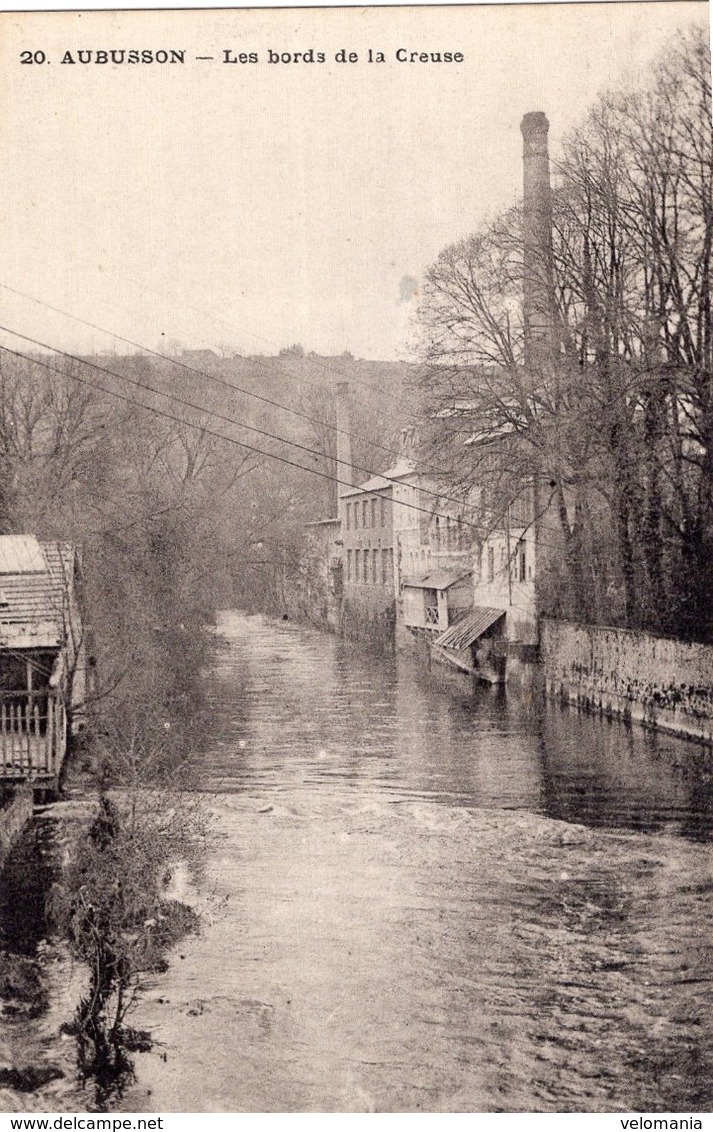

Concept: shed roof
[[0, 537, 76, 649], [402, 567, 472, 591], [435, 607, 505, 651], [0, 535, 48, 575]]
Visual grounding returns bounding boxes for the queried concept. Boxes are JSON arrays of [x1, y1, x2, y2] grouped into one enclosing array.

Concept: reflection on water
[[47, 611, 713, 1113], [200, 613, 713, 839]]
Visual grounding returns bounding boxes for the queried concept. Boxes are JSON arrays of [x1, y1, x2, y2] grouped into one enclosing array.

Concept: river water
[[6, 611, 713, 1113], [122, 612, 712, 1113]]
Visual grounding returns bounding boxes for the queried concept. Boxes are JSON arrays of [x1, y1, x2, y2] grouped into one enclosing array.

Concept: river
[[6, 611, 713, 1112], [129, 612, 713, 1113]]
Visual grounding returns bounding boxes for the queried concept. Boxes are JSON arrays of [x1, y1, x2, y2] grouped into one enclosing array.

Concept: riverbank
[[0, 800, 96, 1112], [0, 790, 33, 870], [0, 788, 204, 1113]]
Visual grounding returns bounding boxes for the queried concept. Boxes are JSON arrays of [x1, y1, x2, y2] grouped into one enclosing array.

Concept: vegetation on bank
[[0, 787, 205, 1109], [0, 304, 416, 1103], [51, 794, 204, 1108], [0, 346, 224, 1106]]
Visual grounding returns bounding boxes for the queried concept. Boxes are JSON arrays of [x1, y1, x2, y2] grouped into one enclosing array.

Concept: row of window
[[346, 547, 394, 585], [432, 515, 470, 551], [484, 540, 528, 584], [345, 496, 389, 531]]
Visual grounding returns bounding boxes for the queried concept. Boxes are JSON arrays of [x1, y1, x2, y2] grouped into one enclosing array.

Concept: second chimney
[[335, 381, 354, 499]]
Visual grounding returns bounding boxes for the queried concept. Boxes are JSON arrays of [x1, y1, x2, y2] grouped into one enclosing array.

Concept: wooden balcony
[[0, 691, 66, 783], [424, 605, 439, 626]]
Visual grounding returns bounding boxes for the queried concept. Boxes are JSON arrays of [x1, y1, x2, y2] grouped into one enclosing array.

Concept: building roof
[[435, 607, 505, 651], [340, 456, 417, 498], [0, 535, 48, 575], [305, 517, 341, 527], [0, 537, 76, 649], [402, 566, 472, 591]]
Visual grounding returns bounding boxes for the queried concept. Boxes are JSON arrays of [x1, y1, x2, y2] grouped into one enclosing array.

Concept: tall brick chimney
[[335, 381, 354, 499], [520, 112, 557, 649], [521, 111, 555, 374]]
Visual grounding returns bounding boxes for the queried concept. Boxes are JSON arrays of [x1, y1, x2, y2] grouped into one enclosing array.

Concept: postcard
[[0, 1, 711, 1119]]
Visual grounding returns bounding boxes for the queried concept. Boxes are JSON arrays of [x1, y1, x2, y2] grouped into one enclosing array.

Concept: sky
[[0, 1, 709, 361]]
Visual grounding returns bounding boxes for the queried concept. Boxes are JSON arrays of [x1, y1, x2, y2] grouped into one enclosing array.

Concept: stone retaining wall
[[540, 619, 713, 744]]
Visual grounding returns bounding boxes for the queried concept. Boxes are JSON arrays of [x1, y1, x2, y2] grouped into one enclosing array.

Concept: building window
[[388, 548, 394, 580], [353, 503, 359, 529], [434, 516, 441, 550], [347, 550, 352, 581], [355, 549, 361, 581], [372, 549, 378, 583], [380, 497, 387, 527], [509, 492, 533, 527], [518, 540, 527, 582], [381, 548, 389, 584], [487, 545, 495, 583], [362, 500, 368, 528], [371, 498, 377, 528], [345, 503, 351, 531]]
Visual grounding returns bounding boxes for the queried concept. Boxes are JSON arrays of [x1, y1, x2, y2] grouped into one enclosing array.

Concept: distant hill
[[83, 350, 423, 518]]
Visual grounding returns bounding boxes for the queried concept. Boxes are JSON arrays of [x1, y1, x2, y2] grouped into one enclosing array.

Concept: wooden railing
[[0, 691, 66, 781]]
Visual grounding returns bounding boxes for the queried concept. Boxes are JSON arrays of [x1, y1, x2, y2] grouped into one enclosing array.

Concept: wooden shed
[[0, 536, 84, 789]]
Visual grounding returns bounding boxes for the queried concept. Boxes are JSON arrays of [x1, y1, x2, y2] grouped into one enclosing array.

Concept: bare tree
[[414, 27, 713, 637], [553, 24, 713, 634]]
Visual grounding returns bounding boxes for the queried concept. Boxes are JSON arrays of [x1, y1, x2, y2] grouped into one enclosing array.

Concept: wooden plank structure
[[432, 607, 507, 681], [0, 691, 67, 783], [0, 535, 83, 792]]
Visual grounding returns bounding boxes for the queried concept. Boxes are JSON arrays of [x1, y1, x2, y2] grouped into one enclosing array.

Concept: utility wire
[[0, 323, 501, 521], [87, 276, 419, 410], [156, 289, 421, 413], [0, 341, 502, 535], [0, 279, 534, 471], [0, 281, 431, 467], [0, 340, 561, 619], [1, 337, 568, 564]]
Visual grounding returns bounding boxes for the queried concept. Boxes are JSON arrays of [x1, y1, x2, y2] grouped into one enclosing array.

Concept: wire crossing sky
[[0, 3, 708, 362]]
